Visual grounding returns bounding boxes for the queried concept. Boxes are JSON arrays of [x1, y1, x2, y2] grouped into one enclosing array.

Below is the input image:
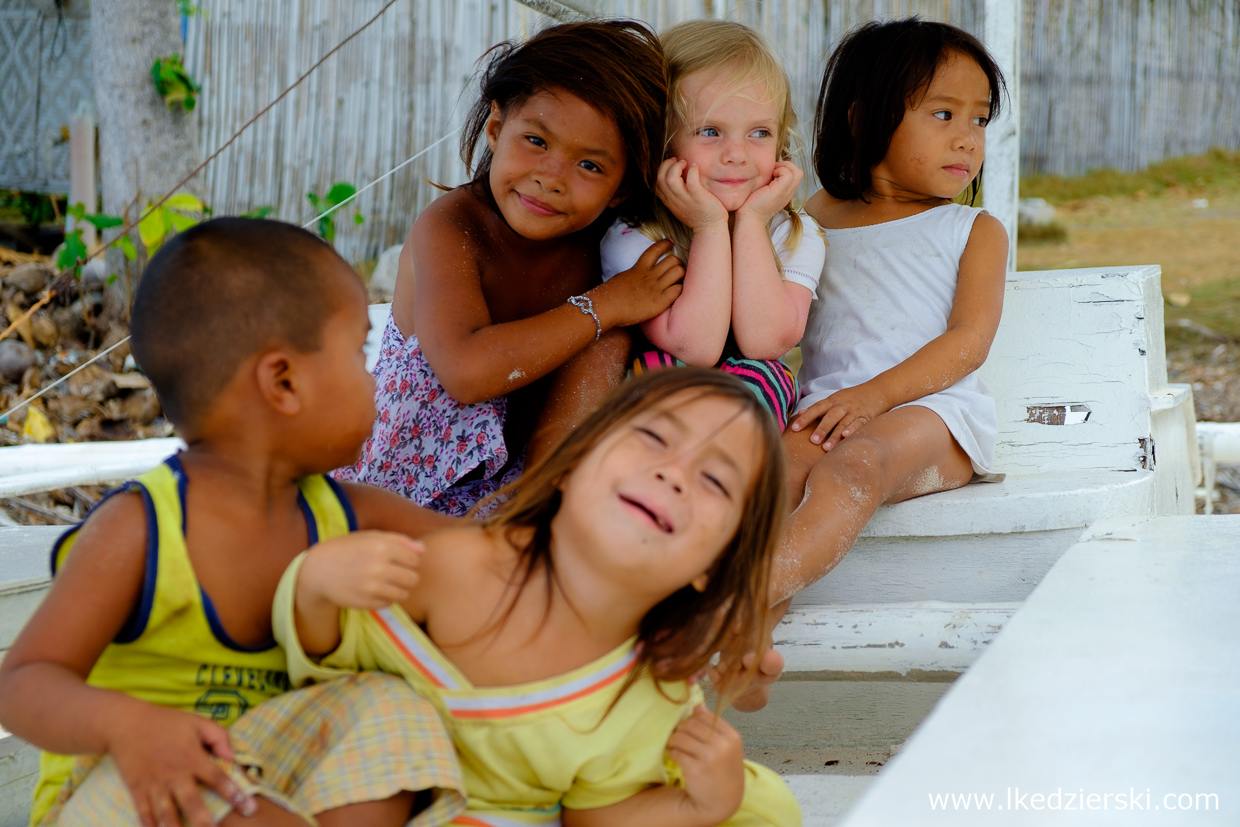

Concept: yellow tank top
[[31, 456, 356, 825]]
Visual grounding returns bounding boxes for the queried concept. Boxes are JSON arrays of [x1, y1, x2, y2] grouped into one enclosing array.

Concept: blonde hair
[[642, 20, 804, 265]]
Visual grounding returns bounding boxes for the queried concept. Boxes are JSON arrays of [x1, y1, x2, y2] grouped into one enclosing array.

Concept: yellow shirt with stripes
[[274, 553, 802, 827], [32, 457, 356, 825]]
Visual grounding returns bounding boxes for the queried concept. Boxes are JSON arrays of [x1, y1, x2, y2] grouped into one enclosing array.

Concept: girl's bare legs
[[731, 405, 974, 712]]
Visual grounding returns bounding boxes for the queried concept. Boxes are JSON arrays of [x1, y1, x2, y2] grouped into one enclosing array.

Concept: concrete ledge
[[0, 732, 37, 827], [779, 603, 1020, 676], [0, 526, 62, 651], [788, 776, 875, 827], [838, 515, 1240, 825], [0, 438, 183, 498], [862, 470, 1153, 538]]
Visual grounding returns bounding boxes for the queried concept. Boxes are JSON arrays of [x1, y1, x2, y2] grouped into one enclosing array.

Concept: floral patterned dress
[[334, 314, 523, 517]]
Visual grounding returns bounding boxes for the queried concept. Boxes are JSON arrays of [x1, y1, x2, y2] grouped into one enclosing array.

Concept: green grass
[[1021, 148, 1240, 203], [1165, 277, 1240, 347]]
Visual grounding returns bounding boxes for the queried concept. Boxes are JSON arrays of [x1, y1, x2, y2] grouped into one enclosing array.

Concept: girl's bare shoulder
[[804, 189, 853, 230], [419, 523, 509, 583], [410, 185, 493, 246]]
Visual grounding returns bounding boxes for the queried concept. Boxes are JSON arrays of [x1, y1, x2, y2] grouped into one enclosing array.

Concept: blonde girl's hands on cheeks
[[590, 238, 685, 328], [736, 160, 803, 223], [657, 158, 729, 230], [790, 382, 890, 451], [107, 702, 254, 827], [667, 705, 746, 825]]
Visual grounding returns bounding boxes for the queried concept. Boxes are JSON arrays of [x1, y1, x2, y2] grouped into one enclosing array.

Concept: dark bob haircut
[[460, 20, 668, 227], [813, 17, 1007, 204]]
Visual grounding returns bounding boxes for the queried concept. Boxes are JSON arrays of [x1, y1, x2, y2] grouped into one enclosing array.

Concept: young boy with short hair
[[0, 218, 465, 827]]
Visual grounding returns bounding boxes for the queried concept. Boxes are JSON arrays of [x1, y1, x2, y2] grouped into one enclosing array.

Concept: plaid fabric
[[631, 350, 799, 431], [41, 674, 465, 827]]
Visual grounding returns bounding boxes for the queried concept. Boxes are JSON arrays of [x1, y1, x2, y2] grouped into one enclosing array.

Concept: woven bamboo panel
[[181, 0, 983, 262], [0, 0, 93, 193]]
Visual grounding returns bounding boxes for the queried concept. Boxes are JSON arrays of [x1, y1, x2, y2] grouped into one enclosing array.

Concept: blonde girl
[[599, 21, 826, 431], [279, 369, 802, 826]]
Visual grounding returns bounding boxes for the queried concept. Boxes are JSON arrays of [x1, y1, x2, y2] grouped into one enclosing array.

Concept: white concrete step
[[779, 603, 1019, 678], [0, 527, 60, 652], [0, 731, 37, 827], [838, 515, 1240, 825], [862, 470, 1152, 538], [788, 775, 875, 826]]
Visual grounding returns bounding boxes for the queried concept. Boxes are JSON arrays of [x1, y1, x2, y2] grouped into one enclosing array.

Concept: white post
[[982, 0, 1020, 271], [67, 103, 97, 248]]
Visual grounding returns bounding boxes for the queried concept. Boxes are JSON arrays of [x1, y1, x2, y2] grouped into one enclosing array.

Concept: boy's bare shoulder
[[2, 489, 151, 675], [63, 488, 149, 568]]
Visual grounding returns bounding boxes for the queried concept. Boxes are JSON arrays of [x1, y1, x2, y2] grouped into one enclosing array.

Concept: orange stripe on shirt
[[449, 661, 634, 719], [371, 609, 449, 689]]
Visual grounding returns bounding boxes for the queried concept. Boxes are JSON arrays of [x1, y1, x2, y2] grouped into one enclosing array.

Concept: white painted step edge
[[779, 603, 1021, 676]]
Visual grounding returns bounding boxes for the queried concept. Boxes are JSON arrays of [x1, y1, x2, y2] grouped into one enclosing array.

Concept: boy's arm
[[341, 480, 459, 534], [562, 706, 745, 827], [0, 493, 251, 827]]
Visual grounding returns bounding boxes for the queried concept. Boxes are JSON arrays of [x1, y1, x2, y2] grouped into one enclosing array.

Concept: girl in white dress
[[767, 19, 1010, 640]]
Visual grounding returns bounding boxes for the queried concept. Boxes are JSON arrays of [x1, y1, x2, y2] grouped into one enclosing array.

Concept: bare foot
[[714, 648, 784, 712]]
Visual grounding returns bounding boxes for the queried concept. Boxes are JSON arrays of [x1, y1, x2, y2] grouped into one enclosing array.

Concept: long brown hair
[[476, 368, 786, 703], [460, 20, 668, 228]]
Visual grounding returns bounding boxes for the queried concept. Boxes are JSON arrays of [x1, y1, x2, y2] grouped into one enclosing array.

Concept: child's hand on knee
[[108, 702, 254, 827], [790, 384, 888, 450], [301, 531, 423, 611], [667, 705, 745, 825]]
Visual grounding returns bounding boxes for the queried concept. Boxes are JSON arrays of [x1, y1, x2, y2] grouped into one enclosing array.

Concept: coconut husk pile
[[1, 251, 171, 525]]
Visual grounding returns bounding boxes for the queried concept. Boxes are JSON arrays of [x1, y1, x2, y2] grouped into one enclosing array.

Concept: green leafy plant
[[241, 205, 275, 219], [306, 183, 364, 244], [176, 0, 204, 16], [137, 193, 207, 254], [151, 54, 201, 112], [55, 194, 207, 282]]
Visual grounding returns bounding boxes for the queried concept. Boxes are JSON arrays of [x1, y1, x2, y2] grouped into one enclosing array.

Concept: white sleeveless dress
[[798, 203, 997, 474]]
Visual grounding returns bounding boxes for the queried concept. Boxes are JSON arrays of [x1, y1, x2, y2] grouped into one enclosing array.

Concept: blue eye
[[751, 128, 773, 139], [697, 126, 719, 138]]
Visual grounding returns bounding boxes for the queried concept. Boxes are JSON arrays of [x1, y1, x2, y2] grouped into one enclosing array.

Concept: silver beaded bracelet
[[567, 295, 601, 341]]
